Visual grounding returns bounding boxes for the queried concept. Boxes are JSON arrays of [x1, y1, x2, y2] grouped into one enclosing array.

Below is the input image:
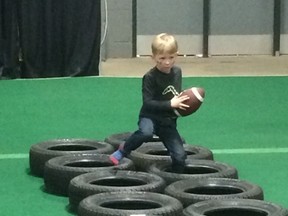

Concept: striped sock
[[109, 150, 123, 165]]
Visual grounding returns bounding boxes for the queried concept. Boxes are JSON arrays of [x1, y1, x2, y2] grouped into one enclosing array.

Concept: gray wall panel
[[137, 0, 203, 55], [209, 0, 274, 55], [137, 0, 203, 35], [210, 0, 273, 35], [281, 0, 288, 33], [102, 0, 133, 58], [102, 0, 288, 57], [280, 0, 288, 53]]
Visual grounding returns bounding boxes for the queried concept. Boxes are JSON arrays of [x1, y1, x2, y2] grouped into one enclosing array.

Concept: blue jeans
[[122, 117, 186, 172]]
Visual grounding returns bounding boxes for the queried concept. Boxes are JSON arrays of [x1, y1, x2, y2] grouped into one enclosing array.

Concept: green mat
[[0, 76, 287, 215]]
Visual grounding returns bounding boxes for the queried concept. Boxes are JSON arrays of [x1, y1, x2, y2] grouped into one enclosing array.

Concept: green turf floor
[[0, 76, 287, 215]]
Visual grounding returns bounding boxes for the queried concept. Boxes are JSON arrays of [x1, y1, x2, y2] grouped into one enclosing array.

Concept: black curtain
[[0, 0, 20, 79], [0, 0, 101, 79]]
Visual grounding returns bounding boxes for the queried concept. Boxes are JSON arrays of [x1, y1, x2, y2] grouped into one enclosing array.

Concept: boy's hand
[[170, 95, 190, 110]]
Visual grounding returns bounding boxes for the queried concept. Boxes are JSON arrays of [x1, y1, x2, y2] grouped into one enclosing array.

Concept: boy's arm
[[142, 76, 172, 111]]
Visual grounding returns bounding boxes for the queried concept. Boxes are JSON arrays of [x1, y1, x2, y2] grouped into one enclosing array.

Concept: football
[[174, 87, 205, 117]]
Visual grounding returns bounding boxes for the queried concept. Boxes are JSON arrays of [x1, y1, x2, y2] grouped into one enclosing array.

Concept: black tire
[[29, 138, 114, 177], [43, 154, 134, 196], [104, 132, 161, 150], [148, 159, 238, 185], [183, 199, 288, 216], [165, 178, 264, 207], [68, 170, 166, 209], [78, 191, 183, 216], [130, 143, 213, 171]]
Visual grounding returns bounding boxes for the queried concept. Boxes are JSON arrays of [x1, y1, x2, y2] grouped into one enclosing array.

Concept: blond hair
[[151, 33, 178, 55]]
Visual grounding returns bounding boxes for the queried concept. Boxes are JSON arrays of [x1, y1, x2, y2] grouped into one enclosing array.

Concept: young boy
[[109, 33, 189, 173]]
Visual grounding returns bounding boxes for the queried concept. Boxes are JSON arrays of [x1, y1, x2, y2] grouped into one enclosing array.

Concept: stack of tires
[[29, 132, 288, 216]]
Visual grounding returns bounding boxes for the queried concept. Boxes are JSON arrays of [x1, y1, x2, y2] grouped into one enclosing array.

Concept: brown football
[[174, 87, 205, 117]]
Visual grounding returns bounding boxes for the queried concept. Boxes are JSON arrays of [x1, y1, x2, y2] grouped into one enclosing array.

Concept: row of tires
[[29, 132, 288, 216], [78, 193, 287, 216]]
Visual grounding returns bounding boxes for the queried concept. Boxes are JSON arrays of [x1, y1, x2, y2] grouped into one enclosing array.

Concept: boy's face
[[153, 52, 177, 74]]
